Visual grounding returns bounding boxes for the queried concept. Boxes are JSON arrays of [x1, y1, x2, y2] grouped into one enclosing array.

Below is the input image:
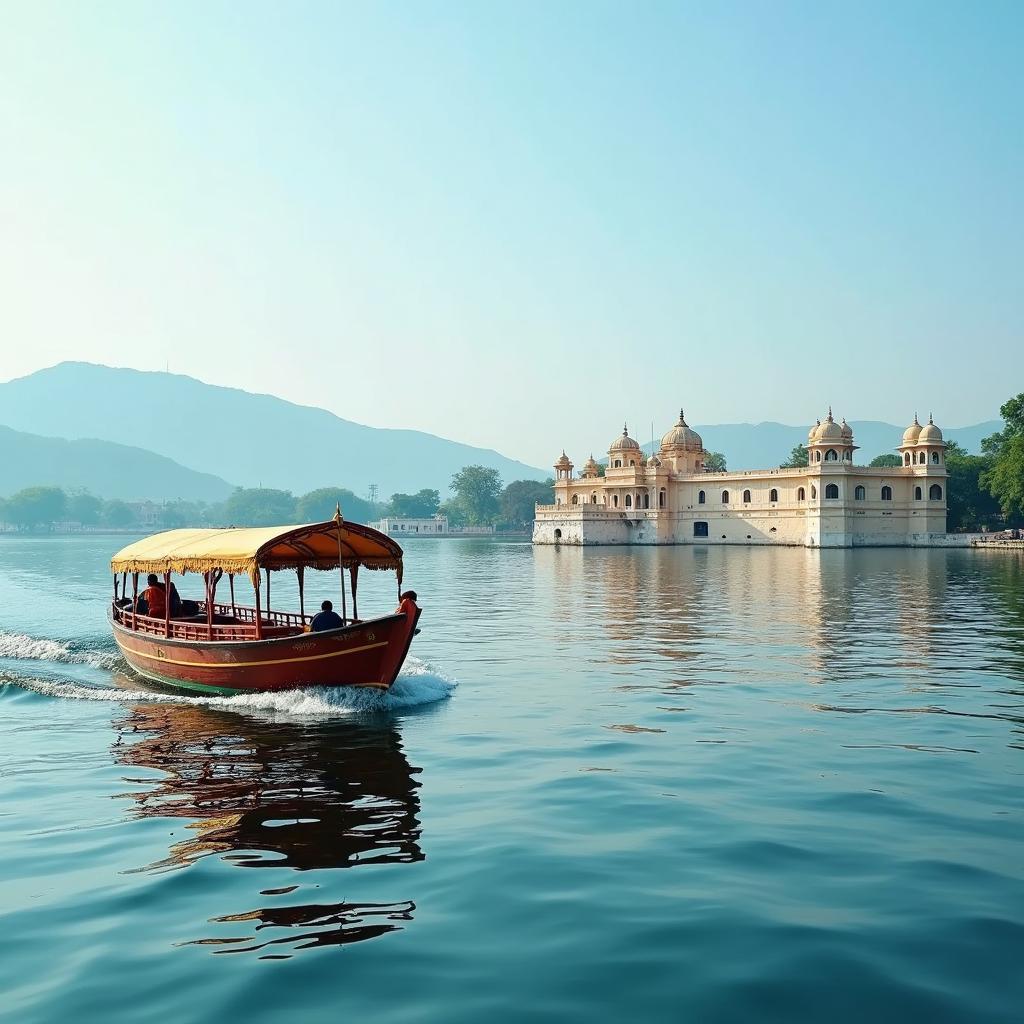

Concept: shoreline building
[[533, 410, 948, 548]]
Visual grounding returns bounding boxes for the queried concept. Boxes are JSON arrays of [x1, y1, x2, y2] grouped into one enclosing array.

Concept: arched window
[[571, 494, 578, 505], [614, 460, 621, 468], [855, 485, 865, 500], [815, 451, 822, 463], [612, 495, 618, 507], [625, 494, 632, 508], [881, 486, 892, 501], [591, 492, 597, 504], [904, 452, 911, 466], [931, 451, 940, 464], [918, 452, 926, 465], [797, 487, 805, 501], [770, 488, 778, 502], [643, 493, 650, 509], [929, 484, 943, 500], [698, 490, 706, 504], [742, 489, 751, 503], [694, 521, 709, 537], [811, 485, 817, 499], [721, 490, 730, 504], [914, 486, 922, 500], [554, 528, 562, 539], [629, 460, 635, 467], [825, 449, 838, 462], [659, 489, 666, 508], [825, 483, 839, 499], [843, 451, 851, 461]]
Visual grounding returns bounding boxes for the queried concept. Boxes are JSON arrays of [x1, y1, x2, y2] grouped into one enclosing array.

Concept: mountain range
[[0, 363, 548, 497], [0, 362, 1003, 500]]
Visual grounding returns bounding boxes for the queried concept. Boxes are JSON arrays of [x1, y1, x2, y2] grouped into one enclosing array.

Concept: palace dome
[[581, 454, 600, 477], [902, 415, 922, 444], [808, 419, 822, 441], [647, 453, 662, 468], [840, 418, 853, 440], [918, 415, 943, 443], [660, 409, 703, 451], [815, 409, 844, 442], [609, 424, 641, 453], [554, 450, 572, 469]]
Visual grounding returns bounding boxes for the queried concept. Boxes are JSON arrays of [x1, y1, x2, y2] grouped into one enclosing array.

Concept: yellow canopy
[[110, 520, 403, 583]]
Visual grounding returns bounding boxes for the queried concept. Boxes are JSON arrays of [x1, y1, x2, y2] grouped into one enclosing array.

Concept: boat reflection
[[111, 701, 423, 957]]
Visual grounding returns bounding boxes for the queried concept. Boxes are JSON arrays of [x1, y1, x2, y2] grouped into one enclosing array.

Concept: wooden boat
[[108, 512, 420, 695]]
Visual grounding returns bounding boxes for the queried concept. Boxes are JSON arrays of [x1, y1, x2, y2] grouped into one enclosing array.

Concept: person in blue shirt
[[310, 599, 344, 632]]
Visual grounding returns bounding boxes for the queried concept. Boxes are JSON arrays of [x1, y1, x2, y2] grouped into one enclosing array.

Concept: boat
[[108, 511, 420, 695]]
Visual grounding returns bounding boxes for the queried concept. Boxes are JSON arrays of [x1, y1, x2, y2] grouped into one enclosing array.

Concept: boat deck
[[111, 601, 338, 642]]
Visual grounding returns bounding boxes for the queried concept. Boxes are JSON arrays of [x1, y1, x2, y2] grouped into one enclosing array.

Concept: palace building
[[533, 410, 949, 548]]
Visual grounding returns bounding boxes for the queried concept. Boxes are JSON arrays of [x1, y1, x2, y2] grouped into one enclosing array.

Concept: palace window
[[625, 494, 632, 508], [825, 483, 839, 499], [614, 460, 621, 468], [904, 452, 911, 465], [721, 490, 730, 504], [881, 486, 893, 501], [694, 521, 709, 537], [571, 494, 578, 504], [659, 489, 666, 508], [855, 485, 865, 500], [698, 490, 706, 504], [815, 451, 822, 463], [810, 485, 817, 499], [769, 488, 778, 503], [918, 452, 926, 465], [931, 451, 940, 464], [797, 487, 806, 501], [914, 486, 922, 501], [612, 495, 618, 507], [929, 484, 943, 500], [554, 528, 562, 539], [629, 460, 636, 467], [592, 493, 598, 504], [742, 489, 751, 503], [643, 493, 650, 509], [825, 449, 838, 462]]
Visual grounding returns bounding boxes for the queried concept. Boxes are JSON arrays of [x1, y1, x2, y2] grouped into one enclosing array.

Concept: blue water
[[1, 535, 1022, 1022]]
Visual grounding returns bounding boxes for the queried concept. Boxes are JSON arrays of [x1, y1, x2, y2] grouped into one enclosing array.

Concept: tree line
[[0, 471, 555, 532]]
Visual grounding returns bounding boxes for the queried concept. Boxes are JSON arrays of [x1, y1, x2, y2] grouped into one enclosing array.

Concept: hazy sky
[[2, 1, 1021, 467]]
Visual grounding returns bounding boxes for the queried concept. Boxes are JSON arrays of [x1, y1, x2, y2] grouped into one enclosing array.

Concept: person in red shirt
[[142, 574, 167, 619], [397, 590, 419, 619]]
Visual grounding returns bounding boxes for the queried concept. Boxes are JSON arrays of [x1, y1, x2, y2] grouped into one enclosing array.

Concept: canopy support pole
[[163, 571, 171, 638], [334, 504, 347, 624], [229, 574, 236, 617], [297, 566, 305, 622], [205, 571, 214, 640], [131, 573, 138, 630], [265, 568, 271, 618], [349, 565, 358, 621], [254, 576, 263, 640]]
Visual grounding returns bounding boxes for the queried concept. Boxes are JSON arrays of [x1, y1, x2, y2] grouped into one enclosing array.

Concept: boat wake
[[0, 653, 456, 719], [0, 630, 122, 670]]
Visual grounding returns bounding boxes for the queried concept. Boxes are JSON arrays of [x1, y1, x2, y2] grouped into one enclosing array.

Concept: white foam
[[0, 631, 121, 670], [1, 655, 456, 720]]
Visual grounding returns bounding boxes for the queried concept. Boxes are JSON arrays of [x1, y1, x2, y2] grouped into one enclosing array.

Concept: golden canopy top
[[110, 520, 404, 584]]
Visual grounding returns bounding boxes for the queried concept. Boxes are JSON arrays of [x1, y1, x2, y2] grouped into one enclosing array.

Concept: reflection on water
[[111, 703, 423, 957]]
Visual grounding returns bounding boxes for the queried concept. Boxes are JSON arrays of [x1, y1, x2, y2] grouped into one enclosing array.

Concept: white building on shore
[[372, 515, 449, 536], [533, 410, 949, 548]]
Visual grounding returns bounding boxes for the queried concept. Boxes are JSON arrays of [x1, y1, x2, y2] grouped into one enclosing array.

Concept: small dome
[[919, 414, 943, 443], [581, 454, 600, 476], [647, 454, 662, 468], [815, 408, 843, 442], [660, 409, 703, 452], [808, 419, 822, 441], [609, 423, 641, 453], [554, 450, 572, 468], [840, 418, 853, 440], [902, 414, 922, 444]]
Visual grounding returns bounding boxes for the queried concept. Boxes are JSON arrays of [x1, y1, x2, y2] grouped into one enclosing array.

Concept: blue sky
[[1, 1, 1021, 466]]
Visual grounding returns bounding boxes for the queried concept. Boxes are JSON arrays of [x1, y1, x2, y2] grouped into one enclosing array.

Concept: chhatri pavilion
[[533, 410, 949, 548]]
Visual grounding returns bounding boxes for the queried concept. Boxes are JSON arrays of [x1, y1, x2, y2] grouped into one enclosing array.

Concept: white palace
[[533, 410, 949, 548]]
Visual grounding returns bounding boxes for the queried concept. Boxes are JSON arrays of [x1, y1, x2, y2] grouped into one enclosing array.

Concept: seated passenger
[[310, 600, 344, 632], [143, 574, 167, 619], [397, 590, 419, 618], [168, 581, 182, 617]]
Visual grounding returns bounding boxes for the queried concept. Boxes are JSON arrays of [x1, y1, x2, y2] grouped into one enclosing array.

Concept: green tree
[[449, 465, 502, 525], [780, 444, 808, 469], [869, 453, 903, 468], [4, 486, 67, 530], [703, 451, 727, 472], [500, 479, 554, 528], [0, 497, 7, 526], [102, 499, 135, 528], [944, 441, 1002, 531], [981, 394, 1024, 520], [438, 500, 467, 527], [296, 487, 378, 524], [388, 489, 441, 518], [225, 488, 297, 526], [67, 492, 102, 525]]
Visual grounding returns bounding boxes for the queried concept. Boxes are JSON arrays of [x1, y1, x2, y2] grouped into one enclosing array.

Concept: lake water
[[1, 535, 1022, 1023]]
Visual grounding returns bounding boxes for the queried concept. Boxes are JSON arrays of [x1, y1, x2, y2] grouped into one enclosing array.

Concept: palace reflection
[[111, 701, 423, 956]]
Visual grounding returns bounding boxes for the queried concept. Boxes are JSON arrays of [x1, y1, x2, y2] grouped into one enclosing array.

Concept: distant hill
[[0, 363, 548, 496], [0, 425, 234, 501]]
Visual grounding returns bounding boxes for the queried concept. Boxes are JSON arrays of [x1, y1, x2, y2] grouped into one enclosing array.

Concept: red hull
[[111, 611, 419, 695]]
